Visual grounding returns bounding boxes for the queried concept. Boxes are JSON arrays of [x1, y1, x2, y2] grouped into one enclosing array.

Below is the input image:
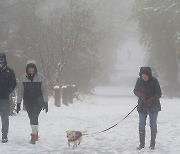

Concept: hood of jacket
[[26, 60, 37, 74]]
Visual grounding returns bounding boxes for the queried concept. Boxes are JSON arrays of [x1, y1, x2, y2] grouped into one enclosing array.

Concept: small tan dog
[[66, 130, 85, 149]]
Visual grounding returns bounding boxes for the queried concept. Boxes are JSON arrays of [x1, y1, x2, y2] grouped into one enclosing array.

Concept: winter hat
[[139, 67, 152, 78]]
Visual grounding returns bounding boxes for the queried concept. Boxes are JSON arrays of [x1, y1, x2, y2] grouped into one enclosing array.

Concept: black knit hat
[[139, 67, 152, 77]]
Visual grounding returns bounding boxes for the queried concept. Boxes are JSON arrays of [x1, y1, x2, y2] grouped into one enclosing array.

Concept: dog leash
[[83, 104, 138, 136]]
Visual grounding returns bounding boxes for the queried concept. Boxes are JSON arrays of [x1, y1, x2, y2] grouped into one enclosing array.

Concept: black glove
[[17, 103, 21, 113], [43, 102, 48, 113]]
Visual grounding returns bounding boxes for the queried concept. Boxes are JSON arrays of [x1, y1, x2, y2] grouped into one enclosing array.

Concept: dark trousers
[[24, 101, 43, 125], [0, 99, 10, 135]]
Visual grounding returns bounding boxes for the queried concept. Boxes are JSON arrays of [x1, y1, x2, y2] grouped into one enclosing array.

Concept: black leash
[[83, 104, 138, 136]]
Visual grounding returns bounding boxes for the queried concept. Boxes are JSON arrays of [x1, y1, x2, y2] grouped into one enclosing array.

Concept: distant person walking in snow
[[133, 67, 162, 150], [0, 52, 16, 143], [16, 60, 48, 144]]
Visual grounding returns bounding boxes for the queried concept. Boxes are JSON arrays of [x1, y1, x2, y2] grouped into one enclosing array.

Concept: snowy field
[[0, 86, 180, 154]]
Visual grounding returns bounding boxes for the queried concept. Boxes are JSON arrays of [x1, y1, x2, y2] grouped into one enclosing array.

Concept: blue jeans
[[0, 99, 10, 135], [139, 111, 158, 134]]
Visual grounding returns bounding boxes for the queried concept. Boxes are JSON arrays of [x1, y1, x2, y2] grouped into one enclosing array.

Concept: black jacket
[[0, 66, 16, 99], [134, 77, 162, 113]]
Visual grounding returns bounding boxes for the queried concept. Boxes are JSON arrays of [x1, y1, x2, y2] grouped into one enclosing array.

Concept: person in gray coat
[[16, 60, 48, 144]]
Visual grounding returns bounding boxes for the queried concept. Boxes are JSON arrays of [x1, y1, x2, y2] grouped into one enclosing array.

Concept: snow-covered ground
[[0, 86, 180, 154]]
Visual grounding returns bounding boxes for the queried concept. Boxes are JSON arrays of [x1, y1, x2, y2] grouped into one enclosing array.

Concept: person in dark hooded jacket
[[0, 52, 16, 143], [16, 60, 48, 144], [134, 67, 162, 150]]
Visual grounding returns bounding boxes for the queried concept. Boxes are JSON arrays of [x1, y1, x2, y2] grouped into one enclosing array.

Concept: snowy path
[[0, 87, 180, 154]]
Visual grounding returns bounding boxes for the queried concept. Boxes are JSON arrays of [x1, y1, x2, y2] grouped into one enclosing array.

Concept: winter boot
[[137, 132, 145, 150], [35, 132, 39, 141], [30, 125, 39, 142], [2, 133, 8, 143], [30, 134, 37, 144], [149, 133, 156, 149]]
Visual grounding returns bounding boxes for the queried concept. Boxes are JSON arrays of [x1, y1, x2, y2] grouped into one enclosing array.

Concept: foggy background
[[0, 0, 180, 97]]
